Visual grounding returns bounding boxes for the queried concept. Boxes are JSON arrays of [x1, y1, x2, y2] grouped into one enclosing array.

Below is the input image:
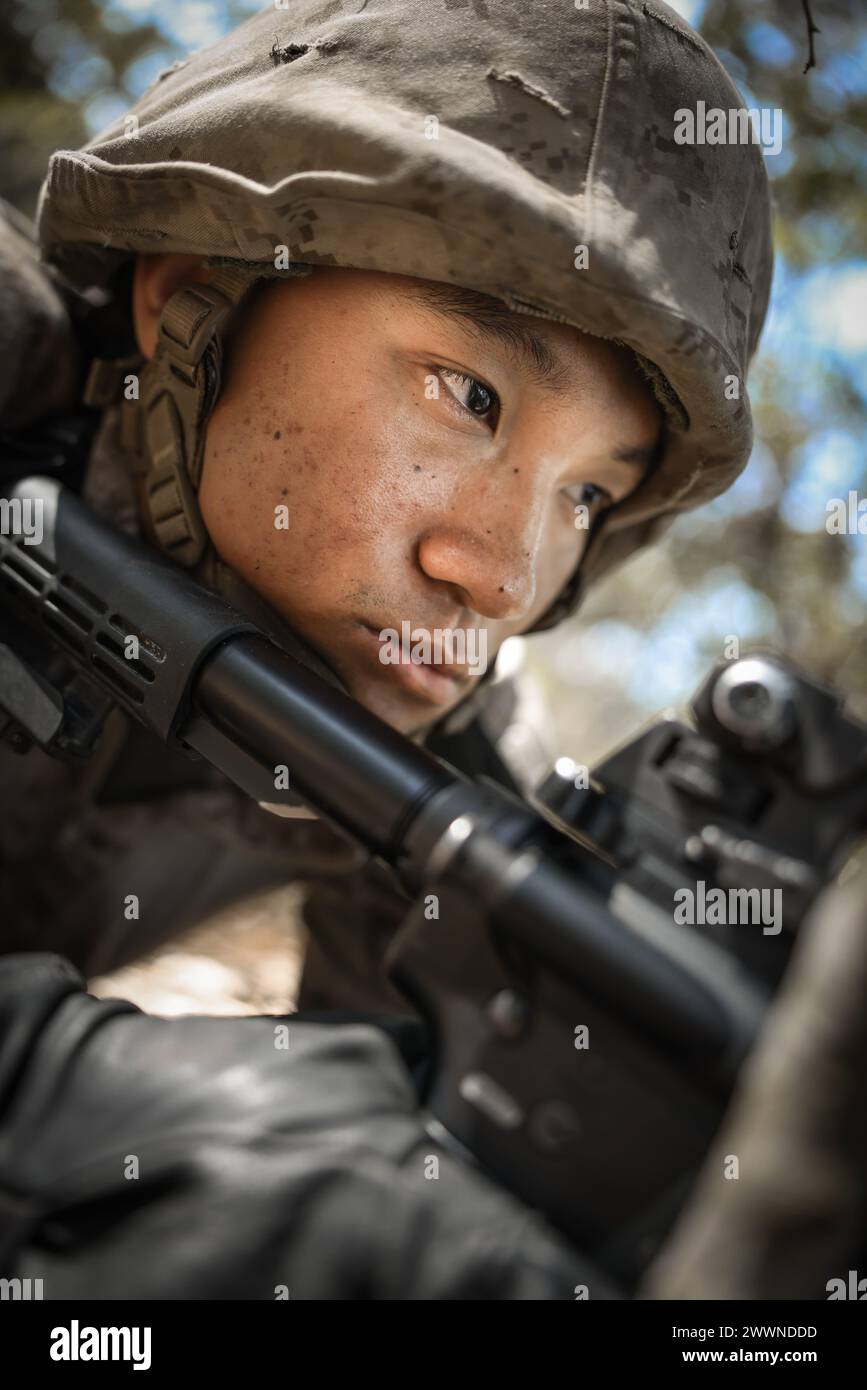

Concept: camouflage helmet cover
[[36, 0, 773, 612]]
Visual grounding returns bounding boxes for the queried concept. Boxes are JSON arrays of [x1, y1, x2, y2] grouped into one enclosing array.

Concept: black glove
[[0, 952, 615, 1300]]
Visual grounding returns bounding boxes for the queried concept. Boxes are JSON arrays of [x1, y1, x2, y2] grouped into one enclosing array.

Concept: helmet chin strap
[[125, 264, 349, 686], [133, 264, 261, 570]]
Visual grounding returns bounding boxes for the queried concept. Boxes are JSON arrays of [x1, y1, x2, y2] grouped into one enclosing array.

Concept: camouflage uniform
[[2, 0, 866, 1305], [5, 0, 772, 1011]]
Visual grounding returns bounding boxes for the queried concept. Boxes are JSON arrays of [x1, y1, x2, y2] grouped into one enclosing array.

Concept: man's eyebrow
[[612, 442, 659, 471], [405, 281, 663, 477], [405, 281, 576, 395]]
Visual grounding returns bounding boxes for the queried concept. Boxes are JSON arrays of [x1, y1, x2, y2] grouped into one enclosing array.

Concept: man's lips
[[356, 622, 473, 705]]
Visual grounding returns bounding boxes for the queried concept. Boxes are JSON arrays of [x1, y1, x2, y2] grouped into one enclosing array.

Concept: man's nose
[[415, 476, 547, 622]]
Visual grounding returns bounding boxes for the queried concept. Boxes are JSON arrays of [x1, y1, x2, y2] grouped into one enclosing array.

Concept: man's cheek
[[533, 530, 582, 615]]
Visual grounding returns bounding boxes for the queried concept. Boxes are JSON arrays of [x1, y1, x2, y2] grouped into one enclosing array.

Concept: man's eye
[[438, 368, 499, 424], [564, 481, 613, 510]]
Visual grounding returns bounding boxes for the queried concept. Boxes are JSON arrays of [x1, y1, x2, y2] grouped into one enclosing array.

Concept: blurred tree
[[0, 0, 167, 215], [532, 0, 867, 761], [700, 0, 866, 266], [670, 0, 867, 701]]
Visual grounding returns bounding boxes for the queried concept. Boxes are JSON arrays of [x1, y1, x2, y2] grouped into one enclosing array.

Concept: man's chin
[[358, 692, 445, 740], [339, 673, 460, 739]]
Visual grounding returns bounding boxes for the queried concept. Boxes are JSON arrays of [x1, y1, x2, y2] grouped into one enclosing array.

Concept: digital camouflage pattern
[[3, 2, 866, 1306], [36, 0, 773, 597]]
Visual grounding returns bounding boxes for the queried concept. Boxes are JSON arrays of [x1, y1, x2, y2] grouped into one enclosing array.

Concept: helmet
[[36, 0, 772, 642]]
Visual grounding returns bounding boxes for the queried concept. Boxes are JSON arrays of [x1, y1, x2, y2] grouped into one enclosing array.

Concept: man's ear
[[131, 253, 213, 359]]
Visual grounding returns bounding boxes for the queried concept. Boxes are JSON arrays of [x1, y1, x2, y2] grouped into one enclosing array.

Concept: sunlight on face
[[188, 268, 661, 734]]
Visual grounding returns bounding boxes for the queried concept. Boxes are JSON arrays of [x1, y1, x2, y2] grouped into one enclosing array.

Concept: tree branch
[[801, 0, 821, 74]]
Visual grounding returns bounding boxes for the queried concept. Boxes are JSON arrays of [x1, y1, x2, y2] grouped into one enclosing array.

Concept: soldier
[[5, 0, 860, 1304], [1, 0, 771, 1014]]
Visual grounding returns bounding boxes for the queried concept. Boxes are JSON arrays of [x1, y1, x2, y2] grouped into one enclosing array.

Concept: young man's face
[[133, 260, 661, 735]]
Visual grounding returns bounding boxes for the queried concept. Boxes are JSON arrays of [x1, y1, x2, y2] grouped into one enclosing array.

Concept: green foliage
[[0, 0, 165, 213]]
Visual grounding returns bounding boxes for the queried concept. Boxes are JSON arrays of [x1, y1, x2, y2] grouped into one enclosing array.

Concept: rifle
[[2, 474, 865, 1288]]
